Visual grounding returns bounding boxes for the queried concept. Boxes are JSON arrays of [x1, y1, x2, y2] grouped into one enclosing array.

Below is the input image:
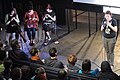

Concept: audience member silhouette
[[97, 61, 119, 80], [58, 69, 67, 80], [29, 48, 44, 65], [44, 47, 64, 68], [8, 39, 28, 68], [21, 65, 31, 80], [66, 54, 80, 72], [10, 67, 22, 80], [3, 58, 12, 80], [31, 67, 48, 80], [78, 59, 99, 76]]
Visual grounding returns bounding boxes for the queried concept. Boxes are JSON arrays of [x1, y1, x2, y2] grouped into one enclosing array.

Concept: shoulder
[[111, 18, 117, 22], [34, 11, 38, 14]]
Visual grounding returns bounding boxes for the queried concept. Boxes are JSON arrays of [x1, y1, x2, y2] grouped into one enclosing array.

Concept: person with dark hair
[[58, 69, 67, 80], [5, 8, 21, 44], [3, 58, 12, 80], [29, 48, 44, 65], [31, 67, 48, 80], [66, 54, 80, 72], [8, 39, 28, 68], [101, 10, 118, 68], [21, 65, 31, 80], [78, 59, 99, 77], [10, 67, 22, 80], [25, 1, 39, 46], [97, 61, 119, 80], [44, 47, 64, 68], [42, 4, 59, 45]]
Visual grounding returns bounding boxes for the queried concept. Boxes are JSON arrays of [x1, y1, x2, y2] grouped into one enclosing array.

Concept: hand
[[11, 17, 14, 21], [33, 18, 37, 20], [45, 14, 48, 18], [108, 22, 112, 26], [29, 18, 32, 20], [13, 17, 15, 20]]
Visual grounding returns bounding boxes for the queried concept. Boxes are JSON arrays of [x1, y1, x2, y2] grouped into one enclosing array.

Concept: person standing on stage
[[5, 8, 21, 44], [25, 2, 39, 45], [101, 10, 118, 68], [42, 4, 59, 45]]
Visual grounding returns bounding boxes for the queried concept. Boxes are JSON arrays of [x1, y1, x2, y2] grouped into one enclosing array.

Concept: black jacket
[[97, 61, 119, 80]]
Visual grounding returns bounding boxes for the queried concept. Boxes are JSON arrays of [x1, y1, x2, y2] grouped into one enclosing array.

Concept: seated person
[[44, 47, 64, 68], [0, 41, 7, 74], [31, 67, 48, 80], [21, 65, 31, 80], [97, 61, 119, 80], [78, 59, 99, 76], [3, 58, 12, 80], [10, 67, 22, 80], [29, 48, 44, 65], [58, 69, 67, 80], [66, 54, 80, 72], [8, 39, 29, 68]]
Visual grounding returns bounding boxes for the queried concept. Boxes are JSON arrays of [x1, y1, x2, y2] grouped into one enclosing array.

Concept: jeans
[[102, 36, 116, 66], [26, 28, 36, 40]]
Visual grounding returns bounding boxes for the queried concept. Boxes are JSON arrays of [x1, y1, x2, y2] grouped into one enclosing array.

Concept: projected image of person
[[42, 4, 59, 45], [101, 10, 118, 68]]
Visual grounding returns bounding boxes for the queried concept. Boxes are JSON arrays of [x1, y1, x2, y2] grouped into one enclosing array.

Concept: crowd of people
[[0, 39, 120, 80]]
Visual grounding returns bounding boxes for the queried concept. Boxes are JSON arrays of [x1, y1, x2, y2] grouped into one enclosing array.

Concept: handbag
[[48, 22, 55, 29]]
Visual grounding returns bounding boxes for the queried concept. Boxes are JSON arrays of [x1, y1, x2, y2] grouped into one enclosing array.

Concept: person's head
[[67, 54, 77, 65], [46, 3, 52, 12], [3, 58, 12, 69], [28, 6, 33, 12], [82, 59, 91, 72], [11, 8, 17, 15], [101, 61, 112, 73], [49, 47, 57, 57], [10, 39, 20, 50], [27, 1, 33, 12], [29, 48, 40, 56], [58, 69, 67, 79], [34, 67, 47, 80], [105, 10, 112, 21], [10, 67, 22, 80], [21, 65, 31, 80]]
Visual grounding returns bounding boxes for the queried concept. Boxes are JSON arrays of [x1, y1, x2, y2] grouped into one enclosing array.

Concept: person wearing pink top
[[25, 2, 39, 46]]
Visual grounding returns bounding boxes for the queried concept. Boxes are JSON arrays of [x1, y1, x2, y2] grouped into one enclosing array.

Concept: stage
[[0, 23, 120, 75]]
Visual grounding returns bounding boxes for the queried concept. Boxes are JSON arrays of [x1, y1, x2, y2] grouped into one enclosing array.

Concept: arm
[[101, 25, 104, 31], [5, 14, 11, 25], [108, 22, 117, 32], [33, 11, 39, 22], [47, 14, 56, 21], [24, 13, 28, 23], [13, 15, 20, 24]]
